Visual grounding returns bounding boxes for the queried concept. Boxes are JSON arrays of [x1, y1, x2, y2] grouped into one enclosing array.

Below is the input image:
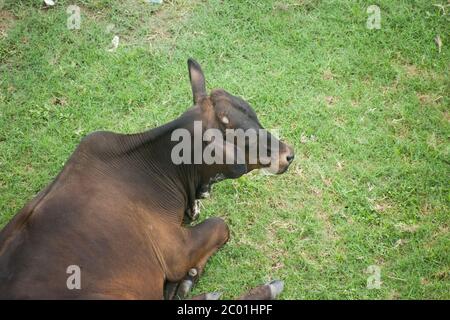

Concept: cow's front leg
[[164, 267, 199, 300], [168, 217, 230, 299], [187, 217, 230, 274]]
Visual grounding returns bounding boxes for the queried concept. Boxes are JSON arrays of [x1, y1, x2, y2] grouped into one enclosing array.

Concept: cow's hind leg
[[238, 280, 284, 300], [189, 280, 284, 300], [190, 292, 222, 300], [168, 217, 229, 299]]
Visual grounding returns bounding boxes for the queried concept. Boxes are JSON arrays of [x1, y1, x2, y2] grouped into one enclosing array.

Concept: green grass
[[0, 0, 449, 299]]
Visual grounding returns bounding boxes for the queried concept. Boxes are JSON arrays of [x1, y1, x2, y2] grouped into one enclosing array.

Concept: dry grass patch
[[0, 10, 16, 38]]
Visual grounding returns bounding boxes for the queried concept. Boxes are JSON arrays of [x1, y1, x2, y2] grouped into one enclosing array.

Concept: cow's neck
[[113, 112, 201, 224]]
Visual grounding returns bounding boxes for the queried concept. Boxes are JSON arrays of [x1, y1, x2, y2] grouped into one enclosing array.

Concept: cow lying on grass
[[0, 59, 294, 299]]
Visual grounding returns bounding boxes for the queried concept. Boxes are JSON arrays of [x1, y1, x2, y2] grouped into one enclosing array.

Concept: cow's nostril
[[286, 154, 294, 163]]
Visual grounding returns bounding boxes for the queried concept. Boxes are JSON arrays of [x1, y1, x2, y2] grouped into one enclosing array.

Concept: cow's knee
[[185, 217, 230, 270], [201, 217, 230, 247]]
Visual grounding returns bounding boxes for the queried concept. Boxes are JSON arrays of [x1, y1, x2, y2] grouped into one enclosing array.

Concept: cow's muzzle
[[278, 144, 295, 174], [268, 143, 295, 175]]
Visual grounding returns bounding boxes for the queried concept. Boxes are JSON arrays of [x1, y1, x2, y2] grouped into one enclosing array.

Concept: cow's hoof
[[268, 280, 284, 299], [205, 292, 222, 300], [177, 279, 193, 299]]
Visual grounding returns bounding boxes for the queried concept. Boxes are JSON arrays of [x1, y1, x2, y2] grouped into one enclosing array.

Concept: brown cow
[[0, 59, 294, 299]]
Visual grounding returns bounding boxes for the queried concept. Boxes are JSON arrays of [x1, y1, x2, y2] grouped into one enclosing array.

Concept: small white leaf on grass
[[44, 0, 55, 6], [75, 128, 84, 136], [434, 35, 442, 53], [300, 133, 317, 144], [107, 35, 120, 52]]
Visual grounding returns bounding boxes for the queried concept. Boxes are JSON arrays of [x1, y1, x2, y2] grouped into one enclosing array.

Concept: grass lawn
[[0, 0, 449, 299]]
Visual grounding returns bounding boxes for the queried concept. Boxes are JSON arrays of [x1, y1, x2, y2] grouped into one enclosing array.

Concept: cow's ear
[[188, 58, 207, 105]]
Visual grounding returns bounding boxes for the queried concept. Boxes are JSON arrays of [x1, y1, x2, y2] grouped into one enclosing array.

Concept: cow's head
[[182, 58, 294, 197]]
